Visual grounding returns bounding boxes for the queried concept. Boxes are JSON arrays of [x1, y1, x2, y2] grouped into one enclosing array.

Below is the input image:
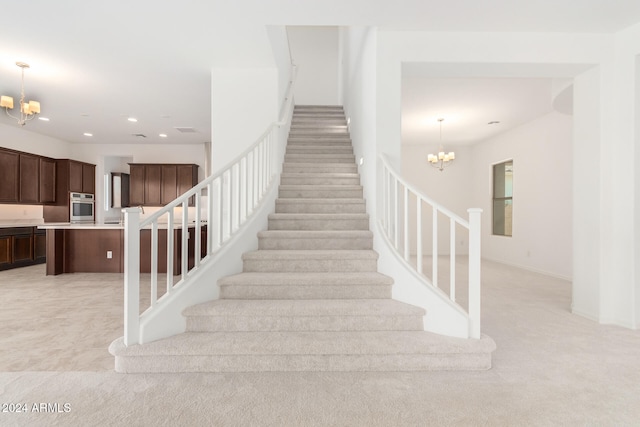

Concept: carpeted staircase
[[110, 105, 496, 372]]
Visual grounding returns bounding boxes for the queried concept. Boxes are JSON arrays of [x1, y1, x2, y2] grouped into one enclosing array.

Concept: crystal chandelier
[[427, 118, 455, 171], [1, 62, 41, 126]]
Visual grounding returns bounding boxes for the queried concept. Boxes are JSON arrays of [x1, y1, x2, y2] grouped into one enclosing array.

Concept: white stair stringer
[[110, 105, 496, 372]]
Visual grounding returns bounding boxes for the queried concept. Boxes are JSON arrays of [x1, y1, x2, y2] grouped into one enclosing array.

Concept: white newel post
[[467, 208, 483, 339], [123, 207, 141, 346]]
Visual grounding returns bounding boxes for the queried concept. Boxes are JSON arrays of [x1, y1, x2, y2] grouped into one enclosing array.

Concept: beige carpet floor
[[1, 261, 639, 426]]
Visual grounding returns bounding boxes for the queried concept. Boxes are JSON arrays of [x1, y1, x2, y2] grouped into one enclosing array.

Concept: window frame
[[492, 159, 513, 237]]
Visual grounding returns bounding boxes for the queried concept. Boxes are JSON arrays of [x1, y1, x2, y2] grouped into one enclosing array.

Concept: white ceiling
[[1, 1, 639, 146], [402, 77, 558, 147]]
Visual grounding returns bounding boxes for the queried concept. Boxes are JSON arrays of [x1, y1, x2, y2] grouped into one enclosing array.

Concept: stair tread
[[219, 272, 393, 286], [184, 299, 425, 317], [279, 184, 362, 189], [258, 230, 372, 238], [242, 250, 378, 260], [281, 173, 359, 176], [269, 213, 368, 219], [276, 198, 364, 204], [110, 332, 496, 357]]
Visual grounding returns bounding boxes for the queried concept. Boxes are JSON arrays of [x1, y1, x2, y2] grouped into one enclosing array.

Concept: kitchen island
[[39, 222, 204, 275]]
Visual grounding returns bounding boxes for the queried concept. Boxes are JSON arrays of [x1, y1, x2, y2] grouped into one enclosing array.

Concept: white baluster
[[181, 200, 188, 280], [450, 218, 456, 302], [207, 181, 214, 256], [195, 192, 201, 268], [166, 209, 174, 292], [150, 221, 158, 307], [468, 208, 483, 339], [404, 186, 409, 261], [394, 176, 399, 249], [432, 206, 438, 288], [417, 199, 422, 274]]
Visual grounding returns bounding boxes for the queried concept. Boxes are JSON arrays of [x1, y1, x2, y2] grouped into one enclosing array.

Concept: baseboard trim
[[572, 307, 639, 330], [571, 307, 600, 323]]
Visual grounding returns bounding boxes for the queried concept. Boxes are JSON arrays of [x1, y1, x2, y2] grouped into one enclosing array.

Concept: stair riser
[[289, 131, 349, 137], [278, 188, 363, 199], [275, 201, 366, 214], [243, 259, 377, 273], [291, 121, 347, 127], [219, 285, 391, 300], [114, 353, 492, 373], [287, 142, 353, 148], [293, 112, 345, 116], [268, 218, 369, 230], [288, 135, 352, 141], [258, 236, 373, 250], [286, 147, 353, 155], [283, 164, 357, 173], [186, 316, 423, 332], [285, 155, 355, 164], [280, 177, 360, 185]]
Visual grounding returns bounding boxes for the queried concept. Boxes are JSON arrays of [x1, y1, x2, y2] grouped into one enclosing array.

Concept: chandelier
[[427, 118, 455, 171], [1, 62, 41, 126]]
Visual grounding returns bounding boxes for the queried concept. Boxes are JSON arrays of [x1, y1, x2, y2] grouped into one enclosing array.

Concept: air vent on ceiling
[[132, 133, 147, 138], [174, 127, 197, 133]]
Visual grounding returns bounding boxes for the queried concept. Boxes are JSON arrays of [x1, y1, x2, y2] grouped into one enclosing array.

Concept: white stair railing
[[122, 66, 297, 346], [379, 153, 483, 338]]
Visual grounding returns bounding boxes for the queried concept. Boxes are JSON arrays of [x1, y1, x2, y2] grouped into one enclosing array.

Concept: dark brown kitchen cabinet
[[68, 160, 95, 194], [0, 148, 58, 204], [69, 160, 83, 192], [0, 150, 20, 202], [161, 165, 178, 204], [0, 227, 46, 271], [43, 159, 96, 223], [129, 163, 198, 207], [177, 164, 199, 205], [129, 164, 145, 206], [19, 154, 40, 203], [0, 236, 11, 267], [82, 163, 95, 193], [144, 164, 162, 206], [39, 158, 56, 203]]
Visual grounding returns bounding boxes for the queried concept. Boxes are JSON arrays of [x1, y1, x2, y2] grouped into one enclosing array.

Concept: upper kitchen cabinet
[[39, 158, 56, 204], [68, 160, 95, 194], [129, 163, 198, 206], [19, 154, 40, 203], [43, 159, 96, 222], [0, 147, 57, 204], [0, 149, 20, 203]]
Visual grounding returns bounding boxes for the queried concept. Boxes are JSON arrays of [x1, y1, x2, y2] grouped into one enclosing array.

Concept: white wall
[[340, 26, 378, 220], [0, 123, 71, 158], [287, 26, 340, 105], [210, 68, 278, 173], [471, 112, 573, 279]]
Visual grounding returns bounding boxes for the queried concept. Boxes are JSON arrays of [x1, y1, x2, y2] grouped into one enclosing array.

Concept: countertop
[[0, 220, 45, 229], [37, 221, 206, 230]]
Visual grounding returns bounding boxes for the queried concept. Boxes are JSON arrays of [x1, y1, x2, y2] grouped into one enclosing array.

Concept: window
[[493, 160, 513, 236]]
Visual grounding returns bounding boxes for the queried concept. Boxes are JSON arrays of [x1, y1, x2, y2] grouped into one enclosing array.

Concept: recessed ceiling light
[[128, 117, 138, 122], [38, 117, 50, 121], [159, 133, 167, 138], [83, 132, 93, 137], [488, 121, 500, 125]]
